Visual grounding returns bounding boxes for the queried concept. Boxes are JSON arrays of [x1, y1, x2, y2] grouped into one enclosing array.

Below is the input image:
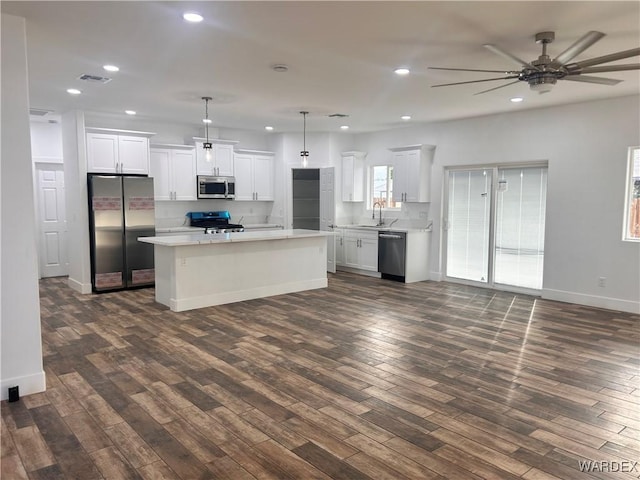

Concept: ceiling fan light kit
[[430, 31, 640, 95]]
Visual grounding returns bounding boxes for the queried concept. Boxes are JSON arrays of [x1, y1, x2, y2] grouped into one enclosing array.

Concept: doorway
[[35, 163, 68, 277], [290, 167, 336, 272], [444, 164, 547, 292]]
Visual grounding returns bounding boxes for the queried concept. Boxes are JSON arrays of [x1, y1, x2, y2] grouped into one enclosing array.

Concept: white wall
[[1, 14, 46, 400], [355, 95, 640, 313], [31, 120, 63, 163], [62, 110, 93, 293]]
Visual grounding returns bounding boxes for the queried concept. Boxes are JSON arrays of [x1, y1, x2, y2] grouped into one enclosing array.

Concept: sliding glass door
[[445, 165, 547, 292], [446, 169, 491, 283]]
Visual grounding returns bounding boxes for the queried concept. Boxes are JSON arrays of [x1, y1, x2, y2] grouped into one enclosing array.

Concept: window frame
[[368, 164, 401, 210], [623, 146, 640, 242]]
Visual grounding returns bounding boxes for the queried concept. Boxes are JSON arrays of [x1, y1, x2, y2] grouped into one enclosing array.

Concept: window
[[624, 146, 640, 241], [371, 165, 401, 209]]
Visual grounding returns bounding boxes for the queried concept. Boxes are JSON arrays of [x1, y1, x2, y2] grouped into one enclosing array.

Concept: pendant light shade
[[202, 96, 213, 162], [300, 111, 309, 167]]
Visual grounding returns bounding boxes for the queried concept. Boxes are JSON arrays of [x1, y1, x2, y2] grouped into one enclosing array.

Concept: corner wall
[[1, 14, 46, 399]]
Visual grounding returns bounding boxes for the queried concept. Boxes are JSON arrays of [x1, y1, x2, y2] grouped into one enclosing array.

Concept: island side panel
[[171, 236, 327, 311], [152, 244, 176, 308]]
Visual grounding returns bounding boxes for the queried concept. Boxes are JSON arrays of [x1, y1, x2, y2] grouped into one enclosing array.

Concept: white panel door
[[172, 149, 197, 200], [234, 154, 254, 200], [86, 132, 118, 173], [149, 148, 171, 200], [118, 135, 149, 174], [36, 164, 68, 277], [320, 167, 336, 273], [253, 155, 274, 201]]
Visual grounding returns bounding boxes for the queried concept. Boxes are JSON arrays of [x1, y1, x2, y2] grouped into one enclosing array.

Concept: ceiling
[[2, 1, 639, 133]]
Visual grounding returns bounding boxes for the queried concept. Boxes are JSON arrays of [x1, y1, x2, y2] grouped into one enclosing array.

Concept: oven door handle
[[379, 233, 403, 239]]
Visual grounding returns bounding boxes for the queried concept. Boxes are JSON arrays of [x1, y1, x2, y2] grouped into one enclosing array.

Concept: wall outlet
[[419, 211, 428, 219], [598, 277, 606, 287]]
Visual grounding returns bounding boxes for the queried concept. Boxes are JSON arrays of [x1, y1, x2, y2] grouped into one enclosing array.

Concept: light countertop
[[335, 224, 432, 233], [139, 228, 334, 247]]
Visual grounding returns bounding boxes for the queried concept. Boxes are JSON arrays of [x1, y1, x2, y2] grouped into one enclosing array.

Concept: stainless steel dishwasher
[[378, 231, 406, 281]]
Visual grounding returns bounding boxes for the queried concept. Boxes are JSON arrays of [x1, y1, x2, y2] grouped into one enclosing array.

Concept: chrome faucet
[[373, 201, 384, 226]]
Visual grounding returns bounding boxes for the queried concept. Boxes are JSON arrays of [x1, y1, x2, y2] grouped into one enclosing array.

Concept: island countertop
[[139, 229, 334, 247]]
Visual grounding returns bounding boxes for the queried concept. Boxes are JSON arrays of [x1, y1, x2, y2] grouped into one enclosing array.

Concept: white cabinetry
[[150, 145, 196, 201], [335, 229, 345, 266], [342, 229, 378, 272], [234, 149, 275, 201], [86, 128, 154, 174], [194, 138, 238, 176], [341, 151, 366, 202], [389, 144, 434, 203]]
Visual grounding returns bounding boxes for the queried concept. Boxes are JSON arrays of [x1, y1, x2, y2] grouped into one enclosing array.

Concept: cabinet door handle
[[255, 192, 258, 200]]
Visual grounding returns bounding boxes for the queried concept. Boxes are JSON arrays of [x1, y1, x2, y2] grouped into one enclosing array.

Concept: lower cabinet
[[335, 229, 345, 266], [341, 229, 378, 272]]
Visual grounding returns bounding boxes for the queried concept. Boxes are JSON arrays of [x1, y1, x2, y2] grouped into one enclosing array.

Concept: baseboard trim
[[68, 277, 92, 294], [542, 288, 640, 314], [0, 370, 46, 401]]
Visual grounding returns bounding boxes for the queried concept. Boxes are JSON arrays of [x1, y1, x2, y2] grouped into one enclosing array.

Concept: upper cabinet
[[389, 144, 435, 203], [149, 145, 196, 201], [341, 151, 366, 202], [194, 138, 238, 177], [86, 128, 155, 175], [234, 149, 275, 201]]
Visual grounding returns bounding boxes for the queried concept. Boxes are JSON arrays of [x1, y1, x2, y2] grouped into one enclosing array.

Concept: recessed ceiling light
[[394, 68, 410, 75], [183, 12, 203, 23], [510, 97, 524, 103], [125, 110, 136, 115], [340, 125, 349, 130], [202, 118, 212, 124], [401, 115, 411, 121], [103, 65, 119, 72], [265, 126, 274, 131], [66, 88, 81, 95]]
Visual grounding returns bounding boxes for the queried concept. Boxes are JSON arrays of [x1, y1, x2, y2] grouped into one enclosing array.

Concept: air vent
[[30, 108, 52, 116], [328, 113, 349, 118], [78, 73, 112, 84]]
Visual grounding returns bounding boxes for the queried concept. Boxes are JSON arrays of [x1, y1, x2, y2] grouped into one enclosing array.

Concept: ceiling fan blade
[[563, 75, 622, 85], [565, 47, 640, 69], [429, 67, 519, 74], [484, 44, 537, 69], [579, 64, 640, 74], [432, 75, 520, 88], [473, 80, 521, 95], [551, 31, 605, 66]]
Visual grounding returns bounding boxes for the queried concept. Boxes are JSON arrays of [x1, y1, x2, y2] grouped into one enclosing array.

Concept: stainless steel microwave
[[197, 176, 235, 199]]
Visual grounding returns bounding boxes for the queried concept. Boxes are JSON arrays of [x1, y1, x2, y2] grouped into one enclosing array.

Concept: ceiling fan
[[429, 31, 640, 95]]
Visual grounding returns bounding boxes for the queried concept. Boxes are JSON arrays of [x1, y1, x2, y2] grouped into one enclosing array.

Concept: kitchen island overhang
[[139, 229, 334, 312]]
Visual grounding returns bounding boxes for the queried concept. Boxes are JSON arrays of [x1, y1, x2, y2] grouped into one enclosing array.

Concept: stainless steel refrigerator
[[88, 174, 155, 292]]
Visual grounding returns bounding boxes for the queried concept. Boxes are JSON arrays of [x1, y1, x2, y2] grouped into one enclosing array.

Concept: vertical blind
[[494, 167, 547, 290], [446, 169, 491, 282], [446, 166, 547, 290]]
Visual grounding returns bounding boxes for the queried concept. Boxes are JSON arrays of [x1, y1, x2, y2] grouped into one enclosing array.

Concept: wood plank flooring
[[2, 272, 639, 479]]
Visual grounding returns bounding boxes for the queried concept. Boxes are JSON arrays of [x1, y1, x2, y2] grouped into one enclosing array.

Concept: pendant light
[[300, 111, 309, 167], [202, 96, 213, 162]]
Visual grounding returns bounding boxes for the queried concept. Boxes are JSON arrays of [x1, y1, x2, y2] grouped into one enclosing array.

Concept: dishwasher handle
[[379, 233, 404, 239]]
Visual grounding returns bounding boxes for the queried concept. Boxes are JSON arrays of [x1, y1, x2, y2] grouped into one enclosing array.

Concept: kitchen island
[[139, 229, 333, 312]]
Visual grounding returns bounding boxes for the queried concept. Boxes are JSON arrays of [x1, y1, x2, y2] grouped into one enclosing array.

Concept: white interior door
[[36, 163, 68, 277], [320, 167, 336, 273]]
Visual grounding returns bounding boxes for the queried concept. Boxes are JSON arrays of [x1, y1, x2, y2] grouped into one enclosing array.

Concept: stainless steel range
[[186, 211, 244, 234]]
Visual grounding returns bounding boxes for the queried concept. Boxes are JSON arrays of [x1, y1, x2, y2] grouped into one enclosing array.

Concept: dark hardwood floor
[[2, 272, 639, 479]]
